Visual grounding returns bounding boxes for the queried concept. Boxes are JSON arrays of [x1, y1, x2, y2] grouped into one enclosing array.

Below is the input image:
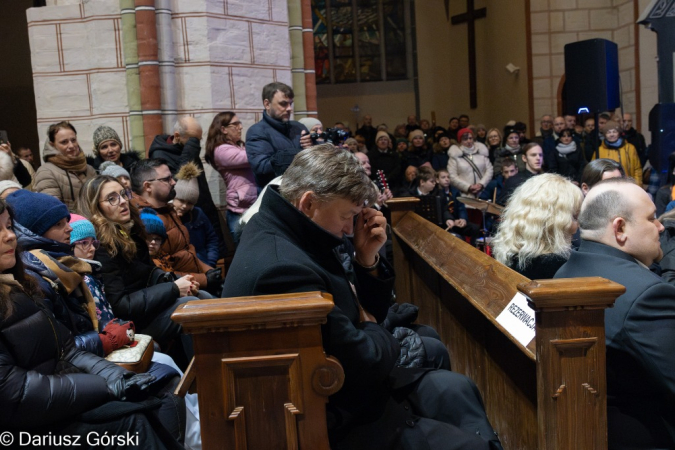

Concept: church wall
[[30, 0, 293, 207], [315, 0, 531, 137], [316, 80, 415, 132], [28, 1, 130, 156], [528, 0, 654, 141], [29, 0, 293, 155], [417, 0, 530, 132]]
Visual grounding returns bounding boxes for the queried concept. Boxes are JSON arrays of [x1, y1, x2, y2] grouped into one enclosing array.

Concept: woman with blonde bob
[[491, 173, 583, 279]]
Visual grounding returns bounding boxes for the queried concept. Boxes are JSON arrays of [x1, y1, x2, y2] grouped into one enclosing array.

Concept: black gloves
[[107, 372, 155, 402], [205, 268, 223, 295], [382, 303, 419, 331]]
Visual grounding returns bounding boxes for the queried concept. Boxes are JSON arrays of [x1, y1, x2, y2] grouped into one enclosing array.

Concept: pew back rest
[[388, 201, 624, 450]]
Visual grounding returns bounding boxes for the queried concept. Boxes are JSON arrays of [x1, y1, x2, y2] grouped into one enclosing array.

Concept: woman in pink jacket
[[205, 112, 258, 242]]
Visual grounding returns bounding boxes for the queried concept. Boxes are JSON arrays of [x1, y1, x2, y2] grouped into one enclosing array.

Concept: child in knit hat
[[69, 214, 119, 336], [173, 162, 220, 267], [140, 208, 168, 258], [69, 213, 100, 260], [99, 160, 132, 195]]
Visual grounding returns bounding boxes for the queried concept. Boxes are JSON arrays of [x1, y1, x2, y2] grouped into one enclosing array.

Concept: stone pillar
[[288, 0, 308, 118], [120, 0, 145, 154], [134, 0, 163, 154], [156, 0, 177, 132], [301, 0, 318, 117]]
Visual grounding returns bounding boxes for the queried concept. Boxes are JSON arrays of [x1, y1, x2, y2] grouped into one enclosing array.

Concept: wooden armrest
[[171, 291, 343, 450]]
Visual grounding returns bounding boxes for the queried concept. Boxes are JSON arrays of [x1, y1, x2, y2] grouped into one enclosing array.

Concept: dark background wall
[[0, 0, 40, 164]]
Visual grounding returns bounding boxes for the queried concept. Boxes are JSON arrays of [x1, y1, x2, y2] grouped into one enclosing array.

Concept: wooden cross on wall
[[449, 0, 487, 109]]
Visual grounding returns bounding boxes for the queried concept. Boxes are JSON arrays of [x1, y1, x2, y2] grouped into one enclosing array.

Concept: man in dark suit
[[222, 144, 501, 450], [555, 178, 675, 449]]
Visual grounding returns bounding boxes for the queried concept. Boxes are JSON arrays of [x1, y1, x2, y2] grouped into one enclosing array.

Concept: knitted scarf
[[500, 144, 521, 157], [556, 142, 577, 155], [604, 138, 624, 149], [47, 151, 88, 173], [29, 250, 98, 331]]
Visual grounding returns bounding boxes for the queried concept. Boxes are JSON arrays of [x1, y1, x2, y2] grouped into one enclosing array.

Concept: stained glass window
[[311, 0, 409, 84]]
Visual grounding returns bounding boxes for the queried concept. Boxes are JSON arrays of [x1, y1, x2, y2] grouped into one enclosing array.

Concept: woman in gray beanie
[[87, 125, 140, 171]]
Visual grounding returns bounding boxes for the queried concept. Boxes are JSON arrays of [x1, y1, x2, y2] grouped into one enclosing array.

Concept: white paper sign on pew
[[496, 292, 536, 347]]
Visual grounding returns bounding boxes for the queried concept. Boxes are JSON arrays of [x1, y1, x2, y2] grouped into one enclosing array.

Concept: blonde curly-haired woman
[[491, 173, 583, 279]]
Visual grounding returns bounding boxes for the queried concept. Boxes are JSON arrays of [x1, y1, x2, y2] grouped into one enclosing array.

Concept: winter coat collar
[[149, 134, 181, 157], [257, 186, 344, 255], [15, 222, 72, 255], [262, 111, 294, 136], [577, 239, 640, 266]]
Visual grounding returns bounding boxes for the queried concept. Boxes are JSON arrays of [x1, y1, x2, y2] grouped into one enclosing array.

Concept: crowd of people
[[0, 79, 670, 449]]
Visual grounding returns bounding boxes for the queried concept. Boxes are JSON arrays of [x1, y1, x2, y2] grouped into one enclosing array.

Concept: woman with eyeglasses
[[485, 128, 503, 165], [79, 175, 200, 370], [33, 121, 96, 211], [205, 111, 258, 241]]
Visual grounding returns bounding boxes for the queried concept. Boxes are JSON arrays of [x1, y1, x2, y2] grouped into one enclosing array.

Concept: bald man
[[555, 178, 675, 449], [149, 116, 227, 257]]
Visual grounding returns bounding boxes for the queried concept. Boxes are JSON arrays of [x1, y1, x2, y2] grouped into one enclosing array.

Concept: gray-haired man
[[223, 144, 501, 450]]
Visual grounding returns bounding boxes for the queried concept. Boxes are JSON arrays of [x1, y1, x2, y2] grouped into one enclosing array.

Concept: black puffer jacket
[[16, 223, 103, 355], [149, 134, 226, 258], [659, 219, 675, 287], [0, 287, 126, 430], [94, 229, 180, 330]]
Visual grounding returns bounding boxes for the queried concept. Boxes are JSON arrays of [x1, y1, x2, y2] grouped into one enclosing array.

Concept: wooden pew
[[387, 198, 625, 450], [171, 292, 344, 450]]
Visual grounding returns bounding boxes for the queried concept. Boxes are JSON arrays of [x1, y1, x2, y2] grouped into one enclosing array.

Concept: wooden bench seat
[[172, 199, 625, 449]]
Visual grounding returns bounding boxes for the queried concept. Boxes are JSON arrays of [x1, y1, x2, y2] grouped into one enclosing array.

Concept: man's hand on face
[[300, 130, 312, 149], [353, 207, 387, 267]]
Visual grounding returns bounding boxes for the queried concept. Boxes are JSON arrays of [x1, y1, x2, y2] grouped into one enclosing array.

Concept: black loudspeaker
[[564, 39, 620, 115], [648, 103, 675, 174]]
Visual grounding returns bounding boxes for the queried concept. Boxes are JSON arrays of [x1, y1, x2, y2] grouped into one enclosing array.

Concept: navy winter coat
[[182, 206, 219, 267], [245, 111, 308, 187]]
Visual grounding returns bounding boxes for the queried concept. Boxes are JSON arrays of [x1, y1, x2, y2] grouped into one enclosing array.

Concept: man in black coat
[[497, 142, 543, 205], [149, 116, 227, 258], [245, 82, 312, 187], [355, 114, 377, 149], [223, 145, 501, 450], [622, 113, 648, 166], [555, 178, 675, 449]]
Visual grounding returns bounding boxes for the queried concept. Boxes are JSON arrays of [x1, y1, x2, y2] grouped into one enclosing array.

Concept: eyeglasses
[[146, 175, 174, 184], [100, 190, 129, 206], [73, 238, 100, 250], [227, 121, 243, 128], [147, 236, 163, 244]]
